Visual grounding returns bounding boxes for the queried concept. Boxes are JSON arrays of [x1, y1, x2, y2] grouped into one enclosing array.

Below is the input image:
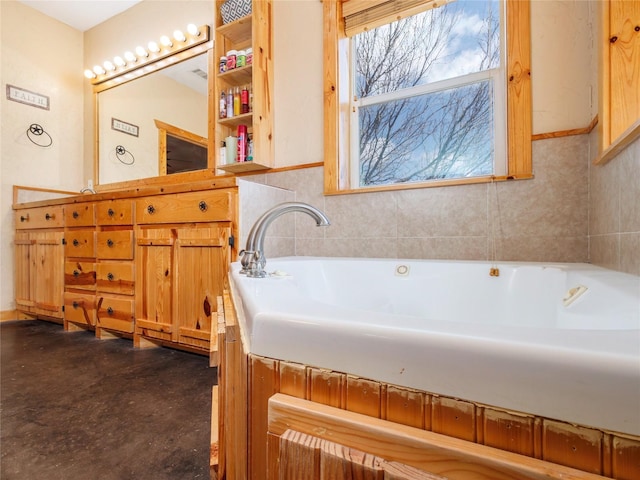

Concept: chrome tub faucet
[[240, 202, 330, 278]]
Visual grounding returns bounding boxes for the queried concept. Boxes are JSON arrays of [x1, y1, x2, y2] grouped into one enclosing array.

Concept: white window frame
[[348, 1, 507, 188]]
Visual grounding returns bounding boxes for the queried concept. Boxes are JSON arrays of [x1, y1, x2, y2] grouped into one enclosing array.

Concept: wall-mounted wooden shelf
[[214, 0, 273, 173]]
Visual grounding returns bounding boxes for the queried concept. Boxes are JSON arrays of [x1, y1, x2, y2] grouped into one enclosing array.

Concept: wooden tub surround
[[212, 290, 640, 480]]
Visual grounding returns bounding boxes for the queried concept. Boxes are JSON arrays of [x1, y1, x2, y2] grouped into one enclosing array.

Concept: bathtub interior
[[251, 257, 640, 330]]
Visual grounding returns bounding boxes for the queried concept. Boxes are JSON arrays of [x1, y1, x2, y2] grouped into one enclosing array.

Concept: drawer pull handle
[[72, 211, 79, 219], [107, 239, 114, 248], [73, 270, 80, 277], [20, 214, 30, 222], [108, 208, 115, 217], [199, 201, 208, 212], [107, 307, 114, 316], [72, 301, 79, 309], [45, 213, 55, 221], [107, 273, 114, 281], [72, 239, 79, 247], [147, 205, 155, 214]]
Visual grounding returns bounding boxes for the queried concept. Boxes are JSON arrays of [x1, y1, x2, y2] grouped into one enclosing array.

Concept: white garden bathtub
[[229, 257, 640, 435]]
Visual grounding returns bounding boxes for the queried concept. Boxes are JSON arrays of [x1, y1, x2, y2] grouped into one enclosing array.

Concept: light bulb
[[187, 24, 199, 36], [124, 51, 137, 63], [148, 41, 160, 53], [93, 65, 106, 75], [173, 30, 186, 42], [113, 56, 126, 67], [160, 35, 173, 47], [103, 60, 115, 71], [135, 46, 148, 58], [84, 69, 96, 79]]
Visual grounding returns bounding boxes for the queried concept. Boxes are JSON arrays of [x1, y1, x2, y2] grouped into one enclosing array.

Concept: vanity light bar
[[84, 24, 210, 84]]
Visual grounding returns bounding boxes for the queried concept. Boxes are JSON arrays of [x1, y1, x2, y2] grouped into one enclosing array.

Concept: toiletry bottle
[[219, 141, 226, 163], [241, 85, 249, 114], [226, 50, 237, 70], [219, 91, 227, 119], [233, 87, 240, 117], [225, 136, 237, 164], [237, 50, 246, 68], [237, 125, 247, 162], [247, 135, 253, 162], [226, 87, 234, 118]]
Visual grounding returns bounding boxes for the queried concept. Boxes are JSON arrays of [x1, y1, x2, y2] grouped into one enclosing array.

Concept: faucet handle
[[239, 249, 255, 274]]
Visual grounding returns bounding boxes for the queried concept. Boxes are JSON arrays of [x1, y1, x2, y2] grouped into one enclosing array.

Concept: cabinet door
[[135, 228, 175, 343], [608, 0, 640, 142], [34, 231, 65, 318], [15, 232, 36, 312], [174, 226, 230, 350]]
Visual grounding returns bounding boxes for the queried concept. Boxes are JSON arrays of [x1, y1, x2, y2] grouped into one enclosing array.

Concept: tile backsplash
[[243, 133, 639, 275], [589, 133, 640, 275]]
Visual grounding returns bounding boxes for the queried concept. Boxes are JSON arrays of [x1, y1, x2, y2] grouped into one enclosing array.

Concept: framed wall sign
[[111, 118, 139, 137], [6, 84, 50, 110]]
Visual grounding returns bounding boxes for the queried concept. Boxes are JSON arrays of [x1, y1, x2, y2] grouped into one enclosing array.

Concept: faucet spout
[[240, 202, 330, 277]]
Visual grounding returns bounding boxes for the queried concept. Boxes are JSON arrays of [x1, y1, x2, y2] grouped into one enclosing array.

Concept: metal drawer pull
[[45, 213, 55, 220], [107, 239, 114, 247], [73, 270, 80, 277], [73, 239, 79, 247], [107, 307, 114, 315], [147, 205, 155, 214], [20, 214, 29, 222], [72, 301, 79, 309], [72, 211, 79, 219], [107, 273, 114, 281], [108, 208, 115, 217], [199, 201, 208, 212]]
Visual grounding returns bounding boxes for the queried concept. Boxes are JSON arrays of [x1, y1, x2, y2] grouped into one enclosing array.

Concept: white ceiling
[[18, 0, 142, 32]]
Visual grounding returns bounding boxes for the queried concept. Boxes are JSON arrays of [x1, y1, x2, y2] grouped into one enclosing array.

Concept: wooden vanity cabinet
[[134, 190, 235, 358], [63, 203, 97, 331], [95, 200, 135, 338], [14, 205, 65, 320]]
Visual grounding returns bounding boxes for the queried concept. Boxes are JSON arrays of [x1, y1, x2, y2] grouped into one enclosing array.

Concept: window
[[323, 0, 532, 193]]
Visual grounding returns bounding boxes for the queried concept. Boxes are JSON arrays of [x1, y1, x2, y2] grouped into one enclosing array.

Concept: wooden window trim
[[323, 0, 532, 195]]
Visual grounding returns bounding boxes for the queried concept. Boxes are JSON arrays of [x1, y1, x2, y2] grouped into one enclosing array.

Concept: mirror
[[94, 36, 212, 186]]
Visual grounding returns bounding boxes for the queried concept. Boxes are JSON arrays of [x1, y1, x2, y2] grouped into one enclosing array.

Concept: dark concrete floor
[[1, 320, 216, 480]]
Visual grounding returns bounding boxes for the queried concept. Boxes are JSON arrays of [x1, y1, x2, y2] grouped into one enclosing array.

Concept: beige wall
[[1, 1, 84, 312]]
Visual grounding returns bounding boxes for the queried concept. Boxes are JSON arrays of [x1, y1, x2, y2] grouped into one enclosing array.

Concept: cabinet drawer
[[64, 292, 96, 327], [64, 261, 96, 290], [97, 200, 134, 226], [97, 230, 134, 260], [136, 190, 233, 224], [64, 230, 96, 258], [97, 296, 134, 334], [15, 205, 64, 229], [97, 262, 134, 295], [64, 203, 96, 227]]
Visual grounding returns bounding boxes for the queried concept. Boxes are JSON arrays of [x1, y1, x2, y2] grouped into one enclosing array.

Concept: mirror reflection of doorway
[[166, 135, 208, 174], [155, 119, 208, 175]]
